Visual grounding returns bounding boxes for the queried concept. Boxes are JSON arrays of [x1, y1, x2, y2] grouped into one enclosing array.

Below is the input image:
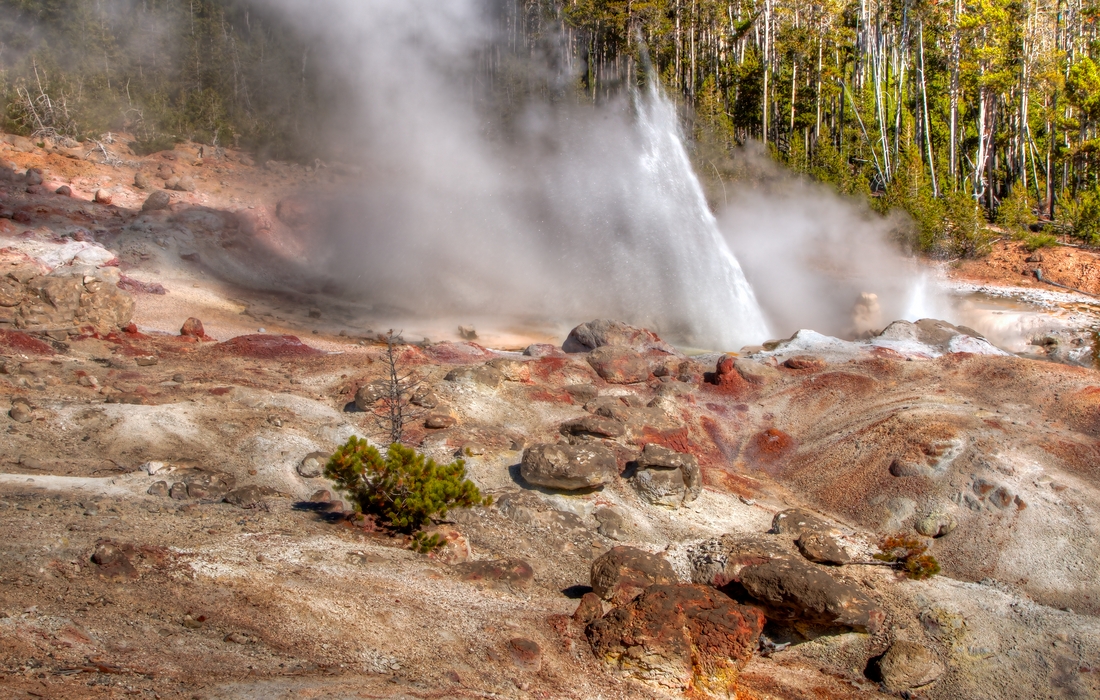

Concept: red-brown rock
[[783, 355, 826, 371], [573, 592, 605, 625], [585, 584, 764, 694], [180, 317, 205, 338], [507, 638, 541, 670]]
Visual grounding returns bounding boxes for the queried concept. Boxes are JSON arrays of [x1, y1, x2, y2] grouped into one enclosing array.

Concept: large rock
[[585, 584, 764, 694], [632, 444, 701, 507], [590, 546, 677, 605], [142, 190, 171, 211], [633, 468, 688, 508], [563, 319, 677, 354], [586, 346, 649, 384], [520, 443, 617, 490], [689, 534, 883, 632], [876, 640, 945, 690]]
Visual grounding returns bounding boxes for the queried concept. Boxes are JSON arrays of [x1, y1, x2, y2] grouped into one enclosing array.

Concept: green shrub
[[1070, 188, 1100, 245], [942, 189, 994, 258], [995, 184, 1037, 236], [1024, 232, 1059, 251], [324, 437, 490, 539], [874, 534, 940, 580]]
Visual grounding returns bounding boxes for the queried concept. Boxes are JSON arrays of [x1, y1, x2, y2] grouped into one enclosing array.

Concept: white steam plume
[[263, 0, 769, 350]]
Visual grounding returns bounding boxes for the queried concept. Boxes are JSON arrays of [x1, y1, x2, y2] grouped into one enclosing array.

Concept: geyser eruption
[[716, 145, 951, 339], [265, 0, 768, 350]]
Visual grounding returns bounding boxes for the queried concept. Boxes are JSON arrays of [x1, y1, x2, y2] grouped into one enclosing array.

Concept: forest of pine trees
[[3, 0, 1100, 255]]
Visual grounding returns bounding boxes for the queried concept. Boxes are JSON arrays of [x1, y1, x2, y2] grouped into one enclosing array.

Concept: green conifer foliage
[[324, 437, 490, 534]]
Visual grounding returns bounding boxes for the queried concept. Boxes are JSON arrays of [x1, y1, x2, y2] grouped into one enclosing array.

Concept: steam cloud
[[261, 0, 944, 348], [717, 145, 949, 340]]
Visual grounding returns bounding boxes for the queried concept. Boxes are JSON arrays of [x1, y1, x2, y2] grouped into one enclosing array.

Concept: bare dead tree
[[372, 331, 425, 445], [12, 60, 78, 143]]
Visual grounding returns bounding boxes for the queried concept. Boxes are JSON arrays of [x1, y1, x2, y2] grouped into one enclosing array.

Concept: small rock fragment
[[297, 452, 328, 478], [425, 412, 457, 429], [147, 481, 169, 497], [8, 399, 32, 423], [224, 485, 276, 509], [94, 189, 112, 205]]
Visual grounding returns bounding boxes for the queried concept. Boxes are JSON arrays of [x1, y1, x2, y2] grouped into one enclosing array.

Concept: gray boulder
[[520, 443, 616, 490], [563, 319, 677, 354], [633, 468, 688, 508], [141, 190, 171, 211], [591, 546, 678, 605]]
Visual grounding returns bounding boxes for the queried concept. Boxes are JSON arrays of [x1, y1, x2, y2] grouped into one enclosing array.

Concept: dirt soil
[[1, 135, 1099, 699], [952, 238, 1100, 297]]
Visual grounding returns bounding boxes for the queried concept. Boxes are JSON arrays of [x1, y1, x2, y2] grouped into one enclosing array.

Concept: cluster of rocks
[[145, 467, 277, 509], [0, 264, 134, 333], [573, 512, 945, 695]]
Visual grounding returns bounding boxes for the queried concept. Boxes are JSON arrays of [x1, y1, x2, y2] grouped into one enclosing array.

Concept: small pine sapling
[[324, 437, 491, 551]]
